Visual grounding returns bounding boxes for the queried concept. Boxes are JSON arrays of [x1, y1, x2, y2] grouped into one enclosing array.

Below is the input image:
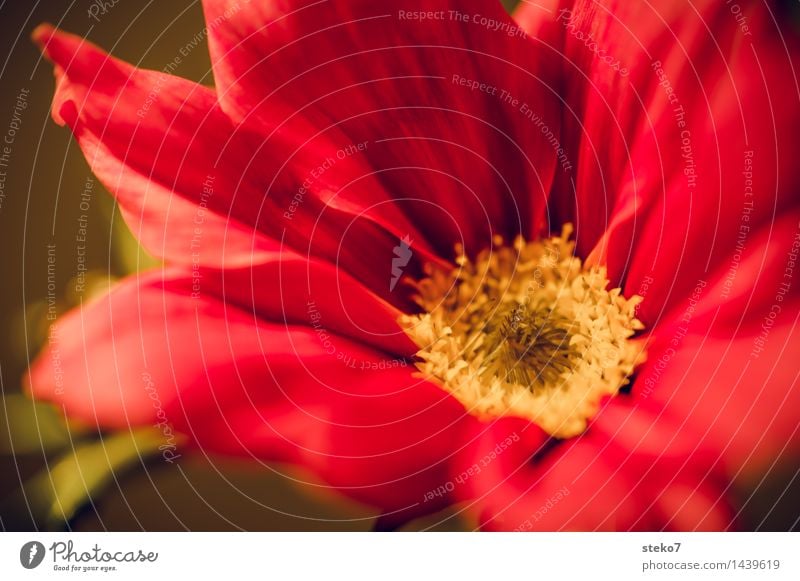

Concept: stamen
[[401, 225, 645, 439]]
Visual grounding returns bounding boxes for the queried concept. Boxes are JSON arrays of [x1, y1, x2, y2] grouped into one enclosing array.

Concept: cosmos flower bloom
[[29, 0, 800, 530]]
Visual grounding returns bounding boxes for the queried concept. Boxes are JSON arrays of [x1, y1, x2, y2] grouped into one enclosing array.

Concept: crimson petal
[[454, 414, 734, 531], [33, 24, 442, 304], [27, 269, 472, 518], [202, 0, 563, 255], [532, 0, 800, 325]]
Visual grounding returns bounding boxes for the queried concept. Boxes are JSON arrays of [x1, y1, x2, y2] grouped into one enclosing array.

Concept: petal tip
[[31, 23, 56, 50]]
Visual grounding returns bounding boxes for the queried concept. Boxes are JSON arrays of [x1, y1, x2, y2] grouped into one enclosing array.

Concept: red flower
[[29, 0, 800, 530]]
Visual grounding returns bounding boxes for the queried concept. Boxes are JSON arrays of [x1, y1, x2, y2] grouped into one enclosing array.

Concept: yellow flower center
[[401, 225, 646, 439]]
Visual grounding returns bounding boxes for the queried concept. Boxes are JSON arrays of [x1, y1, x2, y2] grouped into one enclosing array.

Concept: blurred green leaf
[[0, 395, 69, 455], [1, 428, 164, 530], [501, 0, 520, 14]]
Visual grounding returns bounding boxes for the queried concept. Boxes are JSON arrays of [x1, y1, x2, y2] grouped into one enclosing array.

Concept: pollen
[[401, 225, 645, 439]]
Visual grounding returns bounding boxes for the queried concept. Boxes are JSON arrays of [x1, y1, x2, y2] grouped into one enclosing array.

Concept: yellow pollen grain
[[400, 225, 646, 439]]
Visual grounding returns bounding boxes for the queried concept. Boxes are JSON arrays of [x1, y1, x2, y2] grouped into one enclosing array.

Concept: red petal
[[201, 0, 562, 254], [32, 24, 277, 269], [27, 268, 277, 426], [191, 371, 473, 521], [455, 413, 735, 531], [32, 24, 443, 304], [637, 211, 800, 326], [27, 270, 471, 517], [630, 212, 800, 482], [608, 215, 800, 520], [547, 1, 800, 319], [592, 399, 738, 531], [636, 312, 800, 482], [189, 256, 419, 357]]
